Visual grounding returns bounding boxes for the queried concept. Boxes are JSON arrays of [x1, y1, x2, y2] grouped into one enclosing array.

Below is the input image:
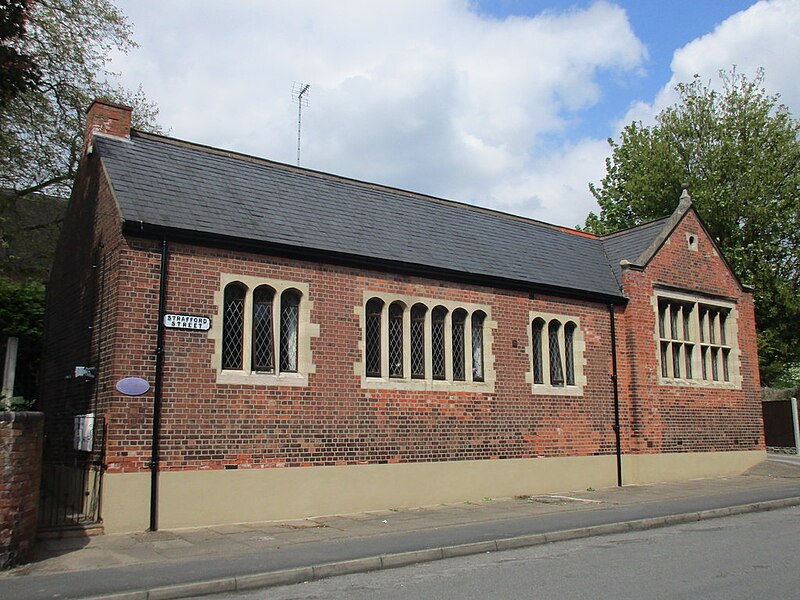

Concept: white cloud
[[620, 0, 800, 127], [483, 138, 613, 227], [110, 0, 646, 226]]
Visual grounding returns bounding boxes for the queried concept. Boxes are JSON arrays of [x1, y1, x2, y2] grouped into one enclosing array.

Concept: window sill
[[362, 376, 493, 393], [530, 384, 583, 397], [658, 377, 740, 389], [216, 370, 309, 387]]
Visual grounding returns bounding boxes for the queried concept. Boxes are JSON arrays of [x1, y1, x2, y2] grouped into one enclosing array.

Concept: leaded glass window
[[699, 305, 730, 383], [362, 296, 491, 387], [684, 341, 693, 379], [709, 309, 717, 344], [252, 285, 275, 372], [564, 321, 576, 386], [532, 318, 544, 384], [722, 349, 730, 381], [548, 321, 564, 385], [279, 289, 300, 372], [658, 299, 694, 380], [389, 302, 404, 378], [452, 309, 466, 381], [411, 304, 426, 379], [659, 297, 736, 384], [431, 306, 447, 380], [216, 278, 313, 382], [711, 347, 720, 380], [670, 305, 680, 339], [365, 298, 383, 377], [472, 311, 485, 382], [672, 339, 682, 378], [222, 283, 245, 370], [530, 315, 585, 392]]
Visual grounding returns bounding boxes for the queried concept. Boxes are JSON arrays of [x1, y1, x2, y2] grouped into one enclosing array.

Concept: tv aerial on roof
[[292, 82, 311, 167]]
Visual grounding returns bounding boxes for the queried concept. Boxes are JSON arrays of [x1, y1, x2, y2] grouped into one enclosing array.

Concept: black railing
[[39, 461, 103, 529], [39, 415, 105, 530]]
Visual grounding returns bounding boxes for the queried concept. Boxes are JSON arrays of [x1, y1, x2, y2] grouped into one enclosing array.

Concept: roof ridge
[[599, 215, 671, 239], [129, 129, 594, 238]]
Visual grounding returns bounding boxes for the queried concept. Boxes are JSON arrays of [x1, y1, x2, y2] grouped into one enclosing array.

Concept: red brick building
[[40, 100, 765, 533]]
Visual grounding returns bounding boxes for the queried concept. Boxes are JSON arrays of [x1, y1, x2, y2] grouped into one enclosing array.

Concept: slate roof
[[601, 217, 671, 286], [93, 130, 673, 302]]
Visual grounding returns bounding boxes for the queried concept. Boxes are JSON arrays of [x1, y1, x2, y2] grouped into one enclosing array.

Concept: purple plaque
[[116, 377, 150, 396]]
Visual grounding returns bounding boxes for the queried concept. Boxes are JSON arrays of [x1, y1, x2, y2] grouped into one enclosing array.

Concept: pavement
[[3, 455, 800, 600]]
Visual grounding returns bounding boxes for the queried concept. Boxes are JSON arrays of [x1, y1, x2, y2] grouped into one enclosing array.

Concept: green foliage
[[0, 0, 161, 201], [774, 362, 800, 390], [0, 278, 45, 338], [0, 395, 35, 411], [0, 278, 45, 406], [0, 190, 65, 282], [586, 68, 800, 385], [0, 0, 42, 105]]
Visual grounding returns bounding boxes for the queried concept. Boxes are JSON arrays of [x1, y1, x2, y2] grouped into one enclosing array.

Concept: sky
[[109, 0, 800, 228]]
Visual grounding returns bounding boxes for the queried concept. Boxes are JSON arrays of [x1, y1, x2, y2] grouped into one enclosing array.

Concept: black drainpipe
[[150, 238, 169, 531], [609, 303, 622, 487]]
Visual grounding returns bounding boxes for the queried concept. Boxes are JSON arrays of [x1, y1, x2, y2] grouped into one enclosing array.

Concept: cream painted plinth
[[100, 456, 615, 533], [622, 449, 766, 485], [101, 472, 151, 533], [99, 450, 766, 533]]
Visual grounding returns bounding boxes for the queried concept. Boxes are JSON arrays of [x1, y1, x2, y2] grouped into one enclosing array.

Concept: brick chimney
[[84, 99, 133, 155]]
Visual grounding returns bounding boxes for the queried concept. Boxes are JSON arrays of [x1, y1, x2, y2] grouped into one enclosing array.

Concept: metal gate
[[38, 414, 105, 531]]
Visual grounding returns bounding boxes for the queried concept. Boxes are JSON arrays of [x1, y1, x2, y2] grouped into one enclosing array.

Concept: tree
[[585, 69, 800, 386], [0, 0, 41, 105], [0, 278, 44, 339], [0, 0, 162, 405], [0, 278, 45, 406], [0, 189, 64, 281], [0, 0, 161, 201]]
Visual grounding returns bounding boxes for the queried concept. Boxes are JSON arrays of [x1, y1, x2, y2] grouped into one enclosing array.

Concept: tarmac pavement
[[2, 456, 800, 600]]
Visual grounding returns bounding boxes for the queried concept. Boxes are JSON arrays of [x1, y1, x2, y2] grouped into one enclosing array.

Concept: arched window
[[279, 289, 300, 372], [471, 311, 485, 382], [216, 277, 314, 384], [431, 306, 447, 380], [529, 313, 584, 393], [564, 321, 576, 386], [388, 302, 405, 378], [531, 318, 545, 385], [222, 283, 246, 370], [411, 303, 427, 379], [365, 298, 384, 377], [548, 320, 564, 385], [361, 295, 492, 388], [452, 309, 467, 381], [252, 285, 275, 372]]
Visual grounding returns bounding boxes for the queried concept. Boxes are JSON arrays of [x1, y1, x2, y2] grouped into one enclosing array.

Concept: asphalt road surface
[[200, 505, 800, 600]]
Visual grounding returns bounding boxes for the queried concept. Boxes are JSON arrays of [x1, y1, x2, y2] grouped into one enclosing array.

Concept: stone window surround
[[525, 310, 586, 396], [356, 291, 496, 392], [652, 287, 741, 389], [210, 273, 319, 386]]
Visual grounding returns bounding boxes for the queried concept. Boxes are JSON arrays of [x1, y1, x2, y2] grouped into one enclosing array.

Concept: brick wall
[[101, 235, 619, 473], [40, 153, 123, 461], [0, 412, 44, 569], [616, 210, 764, 455]]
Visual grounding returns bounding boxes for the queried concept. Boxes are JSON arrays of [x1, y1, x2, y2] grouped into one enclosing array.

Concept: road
[[201, 506, 800, 600]]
